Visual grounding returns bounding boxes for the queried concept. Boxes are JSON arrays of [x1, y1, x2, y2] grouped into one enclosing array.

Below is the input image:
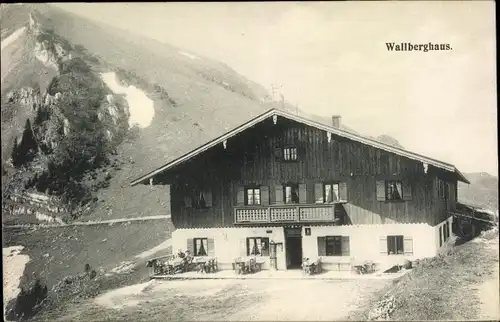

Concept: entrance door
[[284, 227, 302, 269]]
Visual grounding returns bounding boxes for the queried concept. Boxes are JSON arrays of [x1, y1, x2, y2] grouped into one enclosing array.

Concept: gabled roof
[[130, 108, 470, 185]]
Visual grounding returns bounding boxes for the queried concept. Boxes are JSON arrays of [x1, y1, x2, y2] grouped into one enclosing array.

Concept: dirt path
[[38, 278, 389, 321], [477, 238, 499, 321], [227, 279, 389, 321]]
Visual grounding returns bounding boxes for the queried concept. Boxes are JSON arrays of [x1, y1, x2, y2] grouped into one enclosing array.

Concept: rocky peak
[[28, 12, 41, 35]]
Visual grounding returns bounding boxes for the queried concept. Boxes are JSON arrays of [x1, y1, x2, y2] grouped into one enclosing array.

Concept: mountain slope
[[459, 172, 498, 212]]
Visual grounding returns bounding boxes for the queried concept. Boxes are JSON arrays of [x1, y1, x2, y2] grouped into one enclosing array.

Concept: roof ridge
[[130, 108, 470, 185]]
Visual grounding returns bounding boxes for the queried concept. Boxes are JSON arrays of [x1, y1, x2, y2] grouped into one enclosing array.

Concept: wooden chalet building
[[130, 108, 470, 271]]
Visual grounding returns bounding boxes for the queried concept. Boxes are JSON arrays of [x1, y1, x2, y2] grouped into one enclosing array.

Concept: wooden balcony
[[234, 203, 345, 224]]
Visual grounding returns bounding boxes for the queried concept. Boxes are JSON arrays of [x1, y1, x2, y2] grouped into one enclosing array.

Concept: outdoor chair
[[233, 257, 247, 275], [248, 258, 262, 273]]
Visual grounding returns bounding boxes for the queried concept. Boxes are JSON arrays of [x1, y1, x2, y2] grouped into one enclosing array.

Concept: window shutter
[[376, 181, 386, 201], [314, 183, 324, 204], [379, 236, 387, 255], [207, 238, 215, 257], [240, 238, 248, 256], [274, 185, 283, 204], [317, 237, 326, 256], [307, 183, 314, 203], [274, 147, 282, 162], [403, 236, 413, 256], [299, 183, 307, 204], [236, 185, 245, 206], [341, 236, 350, 256], [339, 182, 348, 201], [261, 186, 270, 206], [204, 189, 213, 207], [402, 180, 412, 201], [186, 238, 194, 255]]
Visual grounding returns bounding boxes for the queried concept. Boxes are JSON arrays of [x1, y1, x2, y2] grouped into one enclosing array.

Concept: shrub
[[6, 279, 48, 320]]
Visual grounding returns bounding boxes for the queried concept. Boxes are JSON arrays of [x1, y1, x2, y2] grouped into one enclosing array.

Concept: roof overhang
[[130, 108, 470, 185]]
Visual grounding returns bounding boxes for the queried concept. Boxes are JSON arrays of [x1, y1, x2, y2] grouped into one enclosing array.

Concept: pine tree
[[11, 137, 20, 167], [16, 119, 38, 166]]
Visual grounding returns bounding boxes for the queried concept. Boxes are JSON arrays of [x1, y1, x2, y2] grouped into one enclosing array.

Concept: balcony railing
[[234, 203, 344, 224]]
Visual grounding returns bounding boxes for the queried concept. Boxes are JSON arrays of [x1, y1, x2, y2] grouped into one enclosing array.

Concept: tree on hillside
[[12, 119, 38, 167], [11, 137, 19, 165]]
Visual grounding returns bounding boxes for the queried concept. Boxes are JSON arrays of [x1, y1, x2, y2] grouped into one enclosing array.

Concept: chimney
[[331, 115, 341, 128]]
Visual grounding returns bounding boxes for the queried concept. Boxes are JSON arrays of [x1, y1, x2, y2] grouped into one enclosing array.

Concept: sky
[[54, 2, 497, 176]]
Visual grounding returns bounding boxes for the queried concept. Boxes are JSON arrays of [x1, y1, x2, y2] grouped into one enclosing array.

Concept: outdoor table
[[165, 258, 184, 274], [194, 257, 217, 273], [234, 257, 263, 274]]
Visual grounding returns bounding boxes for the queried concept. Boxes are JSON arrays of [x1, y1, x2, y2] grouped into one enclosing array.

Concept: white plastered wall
[[172, 227, 287, 270], [435, 216, 454, 255], [301, 223, 437, 269]]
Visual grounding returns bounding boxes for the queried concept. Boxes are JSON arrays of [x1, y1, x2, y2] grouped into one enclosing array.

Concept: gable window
[[194, 238, 208, 256], [283, 147, 298, 161], [386, 181, 403, 201], [387, 235, 404, 255], [284, 184, 300, 204], [317, 236, 350, 256], [246, 237, 270, 256], [324, 183, 340, 203], [245, 187, 261, 205]]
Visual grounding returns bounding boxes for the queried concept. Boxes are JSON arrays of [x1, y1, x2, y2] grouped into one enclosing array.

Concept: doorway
[[284, 227, 302, 269]]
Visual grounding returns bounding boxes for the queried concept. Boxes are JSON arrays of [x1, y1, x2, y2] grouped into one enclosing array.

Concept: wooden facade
[[153, 117, 458, 229]]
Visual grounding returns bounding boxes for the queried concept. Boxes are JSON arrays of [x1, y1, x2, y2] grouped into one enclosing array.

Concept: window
[[245, 187, 261, 205], [318, 236, 350, 256], [194, 238, 208, 256], [437, 179, 448, 200], [439, 226, 443, 246], [283, 147, 298, 161], [284, 184, 300, 204], [387, 235, 404, 255], [377, 180, 411, 202], [184, 188, 212, 209], [443, 222, 450, 242], [326, 236, 343, 256], [386, 181, 403, 201], [324, 183, 340, 203], [247, 237, 270, 256]]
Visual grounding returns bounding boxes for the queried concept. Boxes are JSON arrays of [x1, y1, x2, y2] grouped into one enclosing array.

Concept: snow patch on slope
[[135, 238, 172, 259], [3, 246, 30, 315], [179, 51, 200, 60], [100, 72, 154, 128], [0, 27, 26, 51]]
